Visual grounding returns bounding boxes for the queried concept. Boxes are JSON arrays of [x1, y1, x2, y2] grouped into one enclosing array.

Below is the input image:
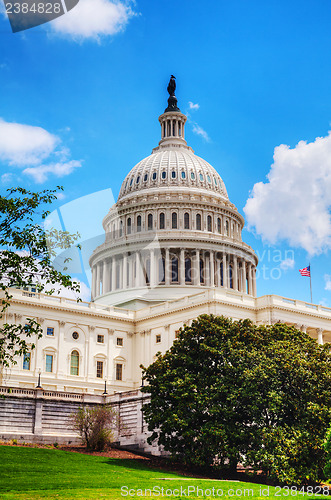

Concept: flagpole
[[309, 262, 313, 304]]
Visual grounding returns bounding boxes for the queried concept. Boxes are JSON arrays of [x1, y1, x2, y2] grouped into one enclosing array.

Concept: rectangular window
[[97, 334, 104, 344], [23, 353, 31, 370], [45, 354, 53, 373], [116, 337, 123, 347], [46, 327, 54, 336], [156, 334, 161, 344], [96, 361, 103, 378], [116, 363, 123, 381]]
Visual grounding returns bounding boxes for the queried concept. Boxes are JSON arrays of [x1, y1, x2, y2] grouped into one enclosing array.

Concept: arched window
[[220, 262, 224, 287], [196, 213, 201, 230], [162, 171, 166, 179], [159, 212, 165, 229], [148, 214, 153, 231], [207, 215, 212, 232], [137, 215, 141, 232], [171, 257, 178, 282], [70, 350, 79, 376], [167, 122, 171, 136], [225, 220, 229, 236], [119, 220, 123, 237], [172, 212, 177, 229], [127, 217, 131, 235], [185, 258, 191, 283], [184, 212, 190, 230], [217, 217, 221, 234]]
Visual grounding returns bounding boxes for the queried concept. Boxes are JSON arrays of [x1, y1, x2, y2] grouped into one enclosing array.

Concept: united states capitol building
[[3, 79, 331, 395]]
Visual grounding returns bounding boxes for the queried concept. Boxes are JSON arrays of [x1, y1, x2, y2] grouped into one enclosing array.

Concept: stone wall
[[0, 386, 163, 455]]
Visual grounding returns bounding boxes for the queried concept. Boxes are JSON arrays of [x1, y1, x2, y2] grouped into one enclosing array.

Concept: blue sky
[[1, 0, 331, 305]]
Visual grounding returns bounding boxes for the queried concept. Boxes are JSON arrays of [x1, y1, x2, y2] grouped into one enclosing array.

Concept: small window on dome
[[162, 171, 167, 179], [214, 177, 218, 186], [207, 175, 211, 183], [152, 172, 157, 180], [136, 176, 140, 183], [144, 173, 148, 182], [219, 180, 222, 189], [199, 173, 204, 181], [125, 180, 128, 189], [171, 171, 176, 179], [130, 178, 133, 186], [191, 172, 195, 180], [181, 171, 186, 179]]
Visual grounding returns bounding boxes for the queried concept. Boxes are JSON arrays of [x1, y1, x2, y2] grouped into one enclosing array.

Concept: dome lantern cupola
[[157, 75, 188, 150]]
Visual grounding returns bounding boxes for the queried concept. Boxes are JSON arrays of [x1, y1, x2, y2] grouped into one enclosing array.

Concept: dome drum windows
[[207, 215, 212, 232], [171, 171, 176, 179], [152, 172, 157, 181], [184, 212, 190, 230], [148, 214, 153, 231], [196, 213, 202, 231], [172, 212, 178, 229], [181, 171, 186, 179], [137, 215, 142, 232], [159, 212, 165, 229], [127, 217, 131, 235]]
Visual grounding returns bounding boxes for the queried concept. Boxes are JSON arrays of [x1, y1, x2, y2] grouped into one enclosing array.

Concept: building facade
[[1, 82, 331, 394]]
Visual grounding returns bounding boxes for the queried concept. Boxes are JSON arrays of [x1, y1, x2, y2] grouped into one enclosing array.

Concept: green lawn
[[0, 446, 325, 499]]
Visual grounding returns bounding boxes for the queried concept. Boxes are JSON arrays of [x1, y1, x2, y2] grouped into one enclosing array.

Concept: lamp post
[[103, 379, 107, 395], [36, 370, 42, 389]]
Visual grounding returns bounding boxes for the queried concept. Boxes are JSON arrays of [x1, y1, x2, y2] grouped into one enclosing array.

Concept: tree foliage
[[0, 186, 80, 367], [71, 405, 115, 451], [141, 315, 331, 483]]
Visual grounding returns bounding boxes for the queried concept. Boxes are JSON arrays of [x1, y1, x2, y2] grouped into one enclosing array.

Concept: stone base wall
[[0, 386, 164, 455]]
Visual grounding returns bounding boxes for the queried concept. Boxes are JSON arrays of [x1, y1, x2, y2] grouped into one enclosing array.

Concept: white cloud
[[23, 160, 82, 184], [192, 124, 210, 142], [189, 101, 200, 111], [51, 0, 136, 41], [1, 172, 15, 184], [0, 118, 81, 183], [244, 132, 331, 255], [325, 275, 331, 291], [280, 258, 295, 271], [0, 119, 58, 166]]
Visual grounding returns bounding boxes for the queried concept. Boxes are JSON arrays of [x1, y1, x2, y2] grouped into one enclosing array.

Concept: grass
[[0, 446, 325, 500]]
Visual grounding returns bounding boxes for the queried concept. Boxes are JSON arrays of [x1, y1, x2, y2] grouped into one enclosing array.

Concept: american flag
[[299, 265, 311, 277]]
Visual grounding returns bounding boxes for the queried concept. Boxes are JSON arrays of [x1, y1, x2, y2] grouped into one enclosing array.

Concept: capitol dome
[[90, 77, 258, 308], [118, 149, 228, 201]]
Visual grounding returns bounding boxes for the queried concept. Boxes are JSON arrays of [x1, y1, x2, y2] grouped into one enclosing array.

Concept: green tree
[[141, 315, 331, 483], [0, 186, 80, 367]]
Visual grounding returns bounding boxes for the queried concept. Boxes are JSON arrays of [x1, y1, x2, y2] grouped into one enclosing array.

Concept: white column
[[233, 255, 238, 291], [215, 256, 220, 287], [123, 253, 127, 289], [247, 262, 252, 295], [150, 249, 155, 287], [96, 263, 101, 297], [193, 249, 200, 286], [180, 249, 185, 285], [102, 260, 107, 295], [210, 250, 215, 287], [222, 253, 228, 288], [111, 257, 116, 291], [317, 328, 324, 345], [165, 248, 170, 285], [91, 266, 96, 299]]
